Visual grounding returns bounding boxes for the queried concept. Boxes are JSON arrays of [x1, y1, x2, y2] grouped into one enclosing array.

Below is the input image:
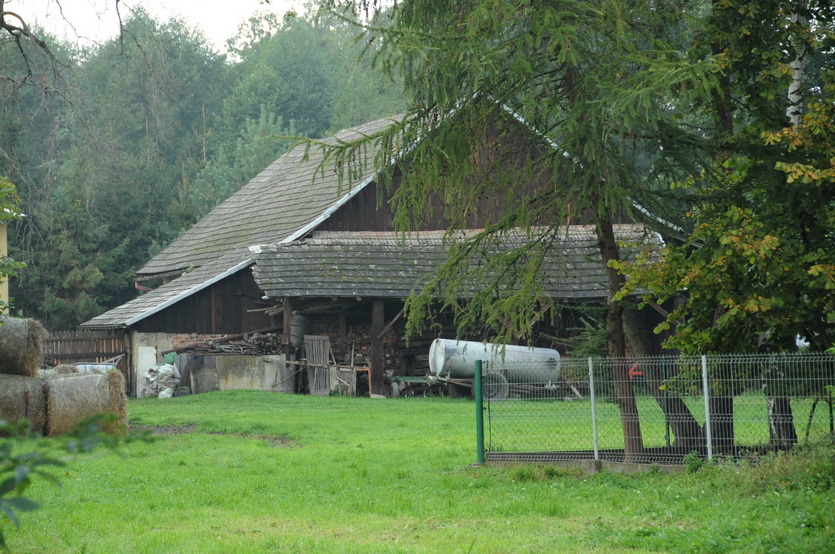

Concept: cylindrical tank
[[428, 339, 560, 382], [289, 314, 309, 348]]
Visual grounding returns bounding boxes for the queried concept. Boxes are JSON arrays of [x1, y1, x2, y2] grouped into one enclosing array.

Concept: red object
[[628, 362, 643, 380]]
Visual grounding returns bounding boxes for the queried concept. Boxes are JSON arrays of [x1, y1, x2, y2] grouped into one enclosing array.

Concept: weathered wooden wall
[[43, 328, 128, 365], [43, 328, 130, 390], [133, 269, 270, 334]]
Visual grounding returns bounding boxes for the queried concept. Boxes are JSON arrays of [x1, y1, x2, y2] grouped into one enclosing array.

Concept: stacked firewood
[[206, 333, 285, 356]]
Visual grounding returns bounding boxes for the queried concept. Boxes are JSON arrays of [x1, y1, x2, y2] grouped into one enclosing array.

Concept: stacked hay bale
[[0, 317, 48, 434], [0, 317, 126, 436], [0, 374, 48, 434], [0, 316, 45, 377], [41, 370, 127, 436]]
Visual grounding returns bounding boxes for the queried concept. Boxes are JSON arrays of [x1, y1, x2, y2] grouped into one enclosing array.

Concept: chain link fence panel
[[482, 353, 834, 464]]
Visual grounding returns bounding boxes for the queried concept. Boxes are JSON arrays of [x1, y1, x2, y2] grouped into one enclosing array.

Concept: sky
[[16, 0, 308, 51]]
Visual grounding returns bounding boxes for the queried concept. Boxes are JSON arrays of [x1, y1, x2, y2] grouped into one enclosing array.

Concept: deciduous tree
[[615, 0, 834, 450]]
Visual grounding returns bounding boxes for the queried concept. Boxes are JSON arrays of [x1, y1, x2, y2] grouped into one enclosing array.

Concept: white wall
[[130, 332, 175, 398]]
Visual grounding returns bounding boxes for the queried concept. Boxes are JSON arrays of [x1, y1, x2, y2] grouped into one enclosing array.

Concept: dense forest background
[[2, 0, 832, 357], [1, 5, 405, 330]]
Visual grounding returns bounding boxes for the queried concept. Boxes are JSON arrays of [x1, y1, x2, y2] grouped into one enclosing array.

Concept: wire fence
[[481, 353, 835, 464]]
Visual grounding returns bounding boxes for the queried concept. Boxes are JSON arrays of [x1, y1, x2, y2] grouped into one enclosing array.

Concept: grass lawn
[[6, 390, 834, 552]]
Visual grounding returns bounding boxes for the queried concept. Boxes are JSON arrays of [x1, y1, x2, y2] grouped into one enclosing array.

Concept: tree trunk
[[767, 396, 798, 449], [623, 309, 702, 452], [709, 395, 735, 455], [596, 214, 643, 460], [786, 1, 808, 127]]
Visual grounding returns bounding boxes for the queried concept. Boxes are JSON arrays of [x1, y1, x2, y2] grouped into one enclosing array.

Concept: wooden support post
[[283, 297, 292, 348], [210, 287, 218, 333], [370, 299, 385, 396]]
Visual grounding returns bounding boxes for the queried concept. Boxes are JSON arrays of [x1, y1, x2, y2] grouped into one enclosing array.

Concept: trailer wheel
[[482, 371, 509, 402]]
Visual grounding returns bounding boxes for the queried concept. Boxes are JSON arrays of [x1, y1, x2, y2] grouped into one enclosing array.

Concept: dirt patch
[[207, 431, 293, 448], [132, 424, 197, 435], [130, 424, 293, 447]]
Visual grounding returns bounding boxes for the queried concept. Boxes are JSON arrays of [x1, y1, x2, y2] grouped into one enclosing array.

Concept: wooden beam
[[376, 306, 404, 339], [295, 301, 354, 314], [370, 300, 385, 395], [283, 297, 292, 348], [647, 300, 670, 318], [210, 287, 218, 333]]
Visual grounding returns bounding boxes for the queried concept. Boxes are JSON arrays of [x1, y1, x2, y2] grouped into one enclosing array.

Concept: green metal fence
[[476, 353, 835, 465]]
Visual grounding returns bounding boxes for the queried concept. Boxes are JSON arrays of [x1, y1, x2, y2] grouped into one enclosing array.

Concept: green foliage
[[5, 10, 231, 329], [562, 311, 610, 359], [0, 178, 24, 314], [0, 4, 405, 330], [225, 8, 405, 139], [186, 107, 295, 220], [615, 2, 835, 354], [617, 97, 835, 354], [0, 413, 137, 549], [746, 438, 835, 494], [682, 451, 704, 473], [0, 420, 64, 550], [0, 179, 21, 225], [321, 0, 720, 345], [403, 227, 560, 343]]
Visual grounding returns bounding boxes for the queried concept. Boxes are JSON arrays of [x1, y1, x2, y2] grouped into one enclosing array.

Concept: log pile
[[170, 332, 286, 356], [306, 315, 456, 376]]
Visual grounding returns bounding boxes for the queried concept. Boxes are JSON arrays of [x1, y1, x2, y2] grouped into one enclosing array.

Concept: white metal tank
[[428, 339, 560, 382]]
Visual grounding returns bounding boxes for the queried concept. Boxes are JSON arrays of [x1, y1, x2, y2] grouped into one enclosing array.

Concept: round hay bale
[[0, 317, 46, 377], [45, 370, 127, 437], [38, 368, 58, 380], [0, 374, 47, 435], [53, 364, 77, 375]]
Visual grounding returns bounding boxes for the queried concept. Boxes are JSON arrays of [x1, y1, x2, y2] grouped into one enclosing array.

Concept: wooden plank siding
[[43, 329, 130, 390], [317, 174, 557, 235], [43, 329, 129, 364], [132, 269, 271, 334]]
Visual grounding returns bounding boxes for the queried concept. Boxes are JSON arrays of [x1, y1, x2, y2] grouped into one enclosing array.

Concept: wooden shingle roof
[[81, 117, 399, 328], [81, 250, 252, 328], [138, 116, 400, 276], [252, 225, 660, 301]]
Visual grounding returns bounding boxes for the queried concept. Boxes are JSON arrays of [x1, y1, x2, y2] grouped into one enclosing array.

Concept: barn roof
[[81, 250, 252, 328], [138, 116, 399, 276], [81, 116, 399, 329], [81, 108, 669, 330], [252, 225, 660, 301]]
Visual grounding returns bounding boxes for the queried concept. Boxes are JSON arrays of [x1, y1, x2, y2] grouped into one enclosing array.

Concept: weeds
[[683, 451, 703, 473], [745, 439, 835, 493]]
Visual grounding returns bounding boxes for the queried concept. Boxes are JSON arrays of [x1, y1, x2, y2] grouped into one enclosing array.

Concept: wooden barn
[[80, 113, 664, 397], [250, 226, 661, 395]]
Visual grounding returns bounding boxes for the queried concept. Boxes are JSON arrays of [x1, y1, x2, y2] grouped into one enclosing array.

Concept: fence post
[[475, 360, 485, 464], [701, 355, 713, 461], [588, 357, 599, 461]]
